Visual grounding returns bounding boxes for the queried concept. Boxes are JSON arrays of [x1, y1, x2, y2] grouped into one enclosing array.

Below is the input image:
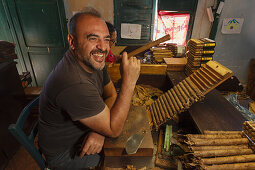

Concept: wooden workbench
[[189, 89, 246, 133]]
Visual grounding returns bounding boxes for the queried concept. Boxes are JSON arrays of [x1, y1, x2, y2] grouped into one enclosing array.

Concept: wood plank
[[206, 60, 233, 77], [164, 57, 187, 71], [107, 63, 167, 83], [103, 105, 154, 156], [127, 34, 171, 58]]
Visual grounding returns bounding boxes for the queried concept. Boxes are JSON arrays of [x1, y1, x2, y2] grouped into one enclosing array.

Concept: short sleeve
[[102, 66, 110, 86], [56, 83, 106, 121]]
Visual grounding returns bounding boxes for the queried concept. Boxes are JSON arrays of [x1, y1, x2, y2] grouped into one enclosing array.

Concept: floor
[[5, 146, 40, 170]]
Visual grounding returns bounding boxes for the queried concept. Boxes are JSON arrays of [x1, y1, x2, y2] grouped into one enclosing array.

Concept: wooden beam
[[127, 34, 171, 58]]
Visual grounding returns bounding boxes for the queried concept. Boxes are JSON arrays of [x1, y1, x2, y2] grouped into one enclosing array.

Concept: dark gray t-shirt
[[38, 50, 110, 156]]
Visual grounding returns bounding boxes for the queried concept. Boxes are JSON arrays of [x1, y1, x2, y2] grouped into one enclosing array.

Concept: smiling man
[[38, 7, 140, 170]]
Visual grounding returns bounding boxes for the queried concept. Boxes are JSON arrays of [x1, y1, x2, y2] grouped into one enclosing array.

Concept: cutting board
[[103, 105, 154, 156]]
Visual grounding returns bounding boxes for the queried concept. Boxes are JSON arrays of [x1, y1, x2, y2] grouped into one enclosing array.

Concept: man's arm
[[79, 81, 116, 157], [103, 81, 117, 109], [79, 52, 140, 138]]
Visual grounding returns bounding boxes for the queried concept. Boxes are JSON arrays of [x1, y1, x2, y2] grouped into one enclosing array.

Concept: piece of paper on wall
[[221, 18, 244, 34], [121, 23, 141, 39]]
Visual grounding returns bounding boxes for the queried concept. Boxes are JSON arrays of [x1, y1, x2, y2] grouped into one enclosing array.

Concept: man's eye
[[89, 37, 97, 41]]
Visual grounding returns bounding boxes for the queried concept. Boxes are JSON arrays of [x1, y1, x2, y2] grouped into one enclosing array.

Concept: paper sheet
[[121, 23, 141, 39], [221, 18, 244, 34]]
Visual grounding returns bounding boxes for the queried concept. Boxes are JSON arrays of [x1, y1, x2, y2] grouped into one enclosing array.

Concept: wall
[[63, 0, 114, 22], [192, 0, 216, 39], [213, 0, 255, 84], [52, 0, 255, 84]]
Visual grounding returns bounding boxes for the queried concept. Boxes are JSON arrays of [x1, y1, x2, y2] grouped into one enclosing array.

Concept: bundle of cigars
[[181, 130, 255, 170]]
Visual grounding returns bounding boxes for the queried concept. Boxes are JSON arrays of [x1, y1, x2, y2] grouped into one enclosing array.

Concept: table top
[[104, 105, 154, 156], [188, 89, 247, 133]]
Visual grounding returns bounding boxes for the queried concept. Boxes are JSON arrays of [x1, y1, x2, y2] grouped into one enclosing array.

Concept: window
[[114, 0, 197, 46], [154, 11, 190, 45]]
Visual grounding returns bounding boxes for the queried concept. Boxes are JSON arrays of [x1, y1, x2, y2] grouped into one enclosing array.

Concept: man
[[38, 7, 140, 169], [105, 21, 117, 63]]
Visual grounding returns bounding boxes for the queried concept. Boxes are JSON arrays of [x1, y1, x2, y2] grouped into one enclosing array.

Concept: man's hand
[[80, 131, 105, 157], [120, 52, 140, 88]]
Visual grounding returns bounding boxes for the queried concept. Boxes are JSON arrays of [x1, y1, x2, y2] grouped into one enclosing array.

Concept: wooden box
[[163, 57, 187, 71]]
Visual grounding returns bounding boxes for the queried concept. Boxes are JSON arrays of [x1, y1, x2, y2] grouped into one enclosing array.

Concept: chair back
[[8, 96, 46, 170]]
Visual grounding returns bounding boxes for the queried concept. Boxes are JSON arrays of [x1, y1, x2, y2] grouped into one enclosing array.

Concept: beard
[[75, 47, 107, 71]]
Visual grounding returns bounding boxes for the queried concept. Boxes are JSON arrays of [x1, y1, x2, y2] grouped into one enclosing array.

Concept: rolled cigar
[[164, 92, 177, 114], [190, 74, 206, 91], [203, 65, 222, 80], [192, 72, 210, 89], [154, 100, 163, 122], [190, 145, 248, 151], [176, 84, 190, 107], [182, 79, 199, 101], [200, 68, 217, 84], [185, 77, 202, 96], [156, 99, 166, 120], [196, 70, 213, 86], [173, 86, 187, 108], [152, 103, 160, 124], [201, 154, 255, 165], [161, 95, 174, 118], [179, 82, 195, 103], [159, 96, 171, 119], [193, 148, 253, 158], [149, 105, 158, 130], [186, 134, 243, 139], [204, 130, 243, 135], [187, 138, 248, 146], [167, 90, 180, 112], [202, 162, 255, 170], [170, 88, 184, 111]]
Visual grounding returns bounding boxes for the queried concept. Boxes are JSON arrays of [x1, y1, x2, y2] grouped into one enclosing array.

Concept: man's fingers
[[79, 143, 90, 157], [122, 52, 128, 62]]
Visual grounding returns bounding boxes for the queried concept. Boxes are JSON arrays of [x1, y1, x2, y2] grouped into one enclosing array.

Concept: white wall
[[213, 0, 255, 84]]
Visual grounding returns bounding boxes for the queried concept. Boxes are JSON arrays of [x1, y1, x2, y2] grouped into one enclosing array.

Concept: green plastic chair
[[8, 96, 47, 170]]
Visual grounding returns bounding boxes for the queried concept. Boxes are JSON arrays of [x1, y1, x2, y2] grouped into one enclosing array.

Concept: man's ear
[[68, 34, 76, 50]]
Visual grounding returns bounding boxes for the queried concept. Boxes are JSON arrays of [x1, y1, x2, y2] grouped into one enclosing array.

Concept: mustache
[[90, 49, 108, 55]]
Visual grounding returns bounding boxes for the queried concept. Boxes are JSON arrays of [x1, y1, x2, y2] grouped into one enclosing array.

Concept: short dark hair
[[105, 21, 116, 36], [69, 7, 102, 35]]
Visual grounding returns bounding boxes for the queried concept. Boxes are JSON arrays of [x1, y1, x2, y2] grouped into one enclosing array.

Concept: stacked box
[[151, 47, 174, 63], [185, 38, 216, 76], [168, 43, 178, 57]]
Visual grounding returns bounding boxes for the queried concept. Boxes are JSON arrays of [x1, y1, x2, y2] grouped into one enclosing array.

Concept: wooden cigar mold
[[147, 61, 233, 130]]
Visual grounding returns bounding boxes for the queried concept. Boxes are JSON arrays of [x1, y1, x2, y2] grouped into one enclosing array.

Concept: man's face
[[70, 15, 110, 70], [110, 30, 117, 48]]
